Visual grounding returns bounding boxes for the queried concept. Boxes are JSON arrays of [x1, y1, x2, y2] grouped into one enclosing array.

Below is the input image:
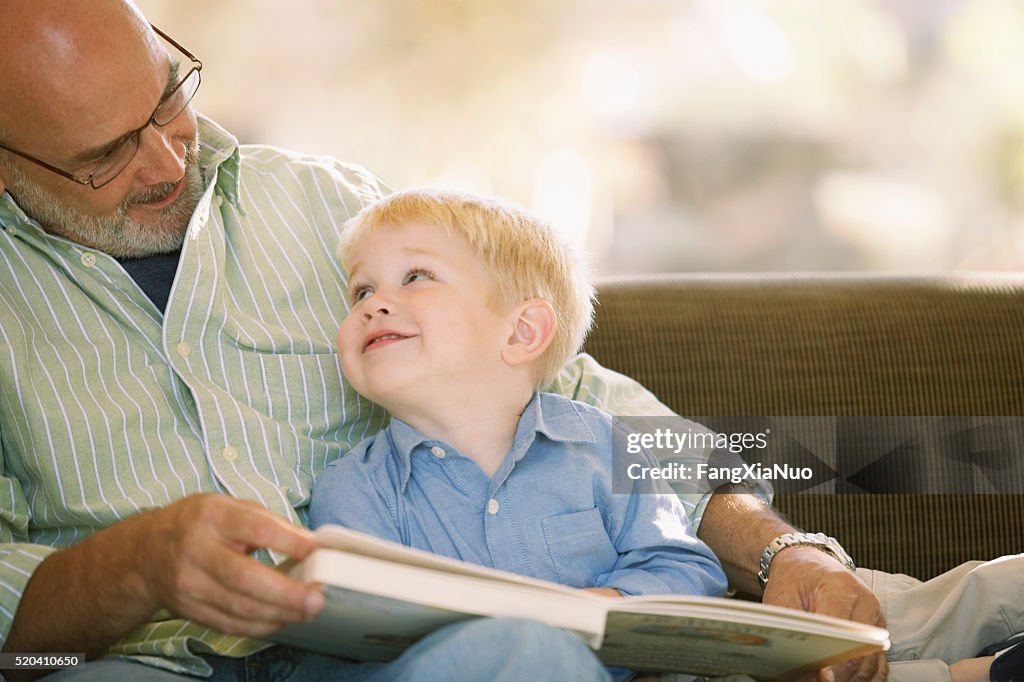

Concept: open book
[[272, 525, 889, 681]]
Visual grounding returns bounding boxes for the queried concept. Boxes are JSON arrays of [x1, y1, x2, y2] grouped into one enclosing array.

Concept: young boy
[[309, 188, 726, 616], [308, 188, 1024, 682]]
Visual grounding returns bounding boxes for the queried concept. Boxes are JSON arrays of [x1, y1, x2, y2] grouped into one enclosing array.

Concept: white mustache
[[121, 140, 199, 209]]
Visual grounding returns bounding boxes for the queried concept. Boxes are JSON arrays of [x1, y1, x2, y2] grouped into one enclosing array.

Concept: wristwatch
[[758, 532, 855, 590]]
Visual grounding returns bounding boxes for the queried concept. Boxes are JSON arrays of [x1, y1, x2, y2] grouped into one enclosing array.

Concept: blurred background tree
[[138, 0, 1024, 274]]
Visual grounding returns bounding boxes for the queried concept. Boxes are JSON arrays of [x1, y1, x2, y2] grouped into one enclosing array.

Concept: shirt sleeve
[[308, 447, 403, 545], [593, 440, 729, 597], [0, 440, 58, 650], [547, 352, 773, 529]]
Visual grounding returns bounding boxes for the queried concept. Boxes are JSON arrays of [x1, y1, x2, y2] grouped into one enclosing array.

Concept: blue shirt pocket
[[540, 507, 618, 588]]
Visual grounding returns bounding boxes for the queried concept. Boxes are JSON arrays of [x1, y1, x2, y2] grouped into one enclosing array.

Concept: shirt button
[[222, 445, 239, 463], [161, 642, 176, 657], [487, 498, 500, 515], [430, 446, 446, 458], [80, 252, 97, 267], [6, 226, 16, 237], [176, 341, 191, 358], [215, 194, 224, 207]]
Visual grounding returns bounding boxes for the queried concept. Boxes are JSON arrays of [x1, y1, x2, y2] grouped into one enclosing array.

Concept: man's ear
[[502, 298, 557, 367]]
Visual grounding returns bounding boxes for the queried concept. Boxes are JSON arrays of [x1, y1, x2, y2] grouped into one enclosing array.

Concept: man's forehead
[[0, 0, 167, 154]]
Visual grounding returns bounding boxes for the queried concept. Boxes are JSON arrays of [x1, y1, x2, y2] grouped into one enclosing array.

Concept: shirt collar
[[196, 115, 242, 208], [0, 114, 242, 235], [0, 191, 35, 233], [507, 392, 598, 464], [385, 392, 598, 493]]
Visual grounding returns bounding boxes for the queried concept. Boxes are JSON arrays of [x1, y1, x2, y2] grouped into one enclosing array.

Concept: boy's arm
[[594, 443, 727, 597], [308, 451, 403, 543], [553, 353, 886, 682], [596, 492, 727, 597]]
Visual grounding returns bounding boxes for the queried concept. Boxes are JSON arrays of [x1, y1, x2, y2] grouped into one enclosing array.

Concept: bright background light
[[138, 0, 1024, 274]]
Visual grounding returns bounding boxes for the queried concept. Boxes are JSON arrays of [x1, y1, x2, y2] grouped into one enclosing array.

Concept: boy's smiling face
[[338, 222, 513, 411]]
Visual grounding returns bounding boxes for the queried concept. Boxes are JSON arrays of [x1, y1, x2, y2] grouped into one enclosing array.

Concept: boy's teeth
[[371, 334, 403, 345]]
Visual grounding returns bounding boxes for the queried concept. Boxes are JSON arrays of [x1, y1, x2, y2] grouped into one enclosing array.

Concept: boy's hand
[[582, 587, 622, 598]]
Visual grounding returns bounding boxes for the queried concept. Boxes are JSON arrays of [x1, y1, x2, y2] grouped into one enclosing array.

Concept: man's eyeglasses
[[0, 25, 202, 190]]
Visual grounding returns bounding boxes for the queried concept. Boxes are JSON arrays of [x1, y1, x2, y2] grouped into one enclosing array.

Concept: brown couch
[[583, 273, 1024, 580]]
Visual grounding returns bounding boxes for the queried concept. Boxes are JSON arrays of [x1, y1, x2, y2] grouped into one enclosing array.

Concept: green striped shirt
[[0, 117, 754, 674]]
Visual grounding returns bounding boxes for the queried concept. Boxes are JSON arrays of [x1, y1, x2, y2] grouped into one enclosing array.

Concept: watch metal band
[[757, 531, 856, 590]]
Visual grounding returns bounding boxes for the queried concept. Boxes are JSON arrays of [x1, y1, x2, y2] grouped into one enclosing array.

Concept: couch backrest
[[583, 273, 1024, 578]]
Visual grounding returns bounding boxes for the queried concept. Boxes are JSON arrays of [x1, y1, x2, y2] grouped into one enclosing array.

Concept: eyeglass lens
[[90, 67, 202, 188]]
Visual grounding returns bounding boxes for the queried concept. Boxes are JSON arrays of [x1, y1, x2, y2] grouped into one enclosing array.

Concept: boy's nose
[[362, 302, 392, 321]]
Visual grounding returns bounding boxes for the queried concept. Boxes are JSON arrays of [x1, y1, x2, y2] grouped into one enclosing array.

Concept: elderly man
[[4, 1, 1017, 681]]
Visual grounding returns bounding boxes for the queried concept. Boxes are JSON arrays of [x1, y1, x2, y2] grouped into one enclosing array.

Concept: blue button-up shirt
[[310, 393, 727, 597]]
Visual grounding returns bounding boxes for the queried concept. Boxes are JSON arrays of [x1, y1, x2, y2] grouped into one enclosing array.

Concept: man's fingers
[[182, 598, 291, 638], [166, 544, 324, 631], [815, 575, 886, 632], [139, 494, 326, 632], [203, 549, 324, 621], [222, 501, 320, 560], [824, 652, 887, 682], [762, 548, 888, 682]]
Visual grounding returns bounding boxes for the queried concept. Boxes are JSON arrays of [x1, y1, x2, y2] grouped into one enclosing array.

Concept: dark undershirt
[[117, 250, 181, 313]]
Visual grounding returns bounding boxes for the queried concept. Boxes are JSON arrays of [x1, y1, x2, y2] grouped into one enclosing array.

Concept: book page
[[282, 545, 609, 650], [598, 610, 883, 680], [612, 595, 889, 642], [301, 525, 888, 677]]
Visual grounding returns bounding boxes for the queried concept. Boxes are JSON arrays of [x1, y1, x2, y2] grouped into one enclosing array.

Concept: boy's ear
[[502, 298, 557, 367]]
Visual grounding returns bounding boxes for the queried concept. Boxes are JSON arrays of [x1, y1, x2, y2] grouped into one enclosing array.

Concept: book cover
[[271, 525, 889, 680]]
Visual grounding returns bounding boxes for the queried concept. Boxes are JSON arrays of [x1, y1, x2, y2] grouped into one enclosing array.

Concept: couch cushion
[[584, 273, 1024, 578]]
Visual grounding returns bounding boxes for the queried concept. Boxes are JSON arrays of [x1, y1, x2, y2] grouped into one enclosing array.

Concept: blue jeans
[[45, 618, 613, 681]]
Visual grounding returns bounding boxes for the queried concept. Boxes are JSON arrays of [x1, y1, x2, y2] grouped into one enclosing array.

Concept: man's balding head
[[0, 0, 204, 257], [0, 0, 159, 151]]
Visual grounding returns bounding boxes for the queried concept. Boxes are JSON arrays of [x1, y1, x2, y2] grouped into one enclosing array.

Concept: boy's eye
[[402, 269, 434, 285], [351, 285, 373, 303]]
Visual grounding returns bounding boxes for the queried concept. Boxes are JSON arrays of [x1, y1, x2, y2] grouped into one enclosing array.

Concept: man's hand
[[5, 493, 324, 663], [581, 587, 622, 598], [135, 494, 325, 637], [762, 546, 887, 682], [697, 489, 888, 682]]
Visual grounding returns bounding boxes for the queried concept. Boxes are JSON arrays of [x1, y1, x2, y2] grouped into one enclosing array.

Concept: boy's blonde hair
[[338, 188, 595, 387]]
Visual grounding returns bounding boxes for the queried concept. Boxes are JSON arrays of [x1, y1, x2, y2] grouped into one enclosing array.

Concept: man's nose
[[133, 123, 187, 186]]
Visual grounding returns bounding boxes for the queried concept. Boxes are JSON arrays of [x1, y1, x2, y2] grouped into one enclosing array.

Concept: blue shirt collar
[[385, 392, 598, 493]]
